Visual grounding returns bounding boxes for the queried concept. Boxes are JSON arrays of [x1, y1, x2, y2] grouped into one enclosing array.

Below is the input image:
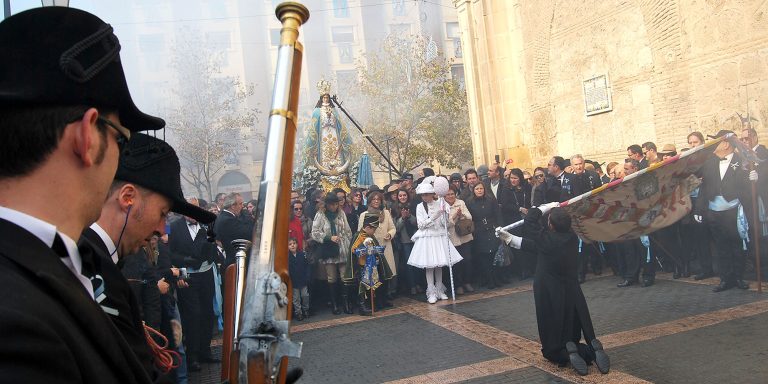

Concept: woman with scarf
[[357, 191, 397, 307], [505, 168, 535, 279], [466, 182, 503, 289], [311, 194, 352, 315]]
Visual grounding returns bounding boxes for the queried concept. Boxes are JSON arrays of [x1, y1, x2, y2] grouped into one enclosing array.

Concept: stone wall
[[456, 0, 768, 168]]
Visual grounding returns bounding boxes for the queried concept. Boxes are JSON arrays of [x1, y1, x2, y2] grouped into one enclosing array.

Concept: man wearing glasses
[[0, 7, 164, 383]]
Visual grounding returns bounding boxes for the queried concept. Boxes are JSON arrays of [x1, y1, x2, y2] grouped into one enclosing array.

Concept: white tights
[[425, 267, 444, 297]]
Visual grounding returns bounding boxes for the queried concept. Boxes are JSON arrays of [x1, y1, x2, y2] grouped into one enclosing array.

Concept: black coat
[[694, 153, 752, 216], [168, 218, 218, 270], [518, 214, 596, 364], [121, 248, 162, 329], [0, 219, 151, 383], [79, 228, 163, 382], [466, 195, 502, 254], [499, 183, 532, 225], [544, 172, 577, 203], [213, 210, 253, 267]]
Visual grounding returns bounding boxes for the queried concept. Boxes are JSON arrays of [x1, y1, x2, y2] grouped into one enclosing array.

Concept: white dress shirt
[[0, 206, 94, 299], [719, 153, 734, 180], [89, 222, 118, 264]]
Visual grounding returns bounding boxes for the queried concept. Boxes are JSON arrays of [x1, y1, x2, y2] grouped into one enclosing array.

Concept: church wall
[[456, 0, 768, 169]]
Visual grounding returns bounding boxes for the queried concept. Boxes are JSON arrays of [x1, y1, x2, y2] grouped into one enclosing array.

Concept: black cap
[[362, 214, 379, 228], [707, 129, 734, 139], [116, 134, 215, 223], [0, 7, 164, 132], [324, 194, 341, 204], [450, 172, 462, 182], [402, 173, 414, 180]]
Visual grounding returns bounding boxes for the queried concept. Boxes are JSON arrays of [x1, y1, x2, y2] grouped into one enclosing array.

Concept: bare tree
[[354, 34, 472, 175], [167, 30, 260, 201]]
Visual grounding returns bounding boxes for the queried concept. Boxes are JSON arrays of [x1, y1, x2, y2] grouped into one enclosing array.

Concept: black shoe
[[358, 296, 372, 316], [617, 280, 633, 287], [188, 361, 202, 372], [590, 339, 610, 374], [713, 281, 734, 292], [295, 311, 304, 321], [641, 279, 654, 287], [566, 341, 588, 376], [694, 272, 713, 281], [736, 280, 750, 290]]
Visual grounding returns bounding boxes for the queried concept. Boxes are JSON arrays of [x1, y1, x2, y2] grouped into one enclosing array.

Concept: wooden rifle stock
[[221, 2, 309, 383]]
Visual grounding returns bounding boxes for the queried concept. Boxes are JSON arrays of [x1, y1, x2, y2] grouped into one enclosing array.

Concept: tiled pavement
[[191, 272, 768, 383]]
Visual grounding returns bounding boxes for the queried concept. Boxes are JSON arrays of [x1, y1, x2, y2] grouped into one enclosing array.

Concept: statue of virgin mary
[[302, 78, 352, 192]]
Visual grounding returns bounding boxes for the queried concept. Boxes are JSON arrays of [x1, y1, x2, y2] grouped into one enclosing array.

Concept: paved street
[[192, 273, 768, 383]]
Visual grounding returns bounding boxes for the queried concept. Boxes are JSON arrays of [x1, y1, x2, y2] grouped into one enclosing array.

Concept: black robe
[[518, 213, 597, 365]]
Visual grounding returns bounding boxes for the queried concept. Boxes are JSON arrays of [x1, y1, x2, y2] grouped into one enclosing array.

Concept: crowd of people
[[283, 127, 767, 322]]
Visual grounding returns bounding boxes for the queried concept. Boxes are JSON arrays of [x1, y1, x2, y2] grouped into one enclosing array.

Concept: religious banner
[[559, 136, 727, 242]]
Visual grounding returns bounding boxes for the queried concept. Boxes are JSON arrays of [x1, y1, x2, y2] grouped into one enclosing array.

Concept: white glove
[[694, 215, 702, 223], [497, 228, 513, 244], [496, 229, 522, 249], [750, 170, 758, 182]]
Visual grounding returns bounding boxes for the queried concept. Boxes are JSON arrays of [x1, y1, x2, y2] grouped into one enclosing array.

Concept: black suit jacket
[[214, 210, 254, 267], [0, 219, 151, 383], [544, 172, 577, 203], [754, 145, 768, 210], [571, 170, 602, 197], [79, 228, 162, 383], [695, 153, 751, 216], [168, 218, 218, 269]]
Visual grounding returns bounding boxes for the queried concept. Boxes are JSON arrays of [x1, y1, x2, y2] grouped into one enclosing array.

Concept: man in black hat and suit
[[0, 7, 164, 383], [544, 156, 576, 203], [169, 197, 221, 370], [80, 133, 216, 380], [694, 130, 757, 292]]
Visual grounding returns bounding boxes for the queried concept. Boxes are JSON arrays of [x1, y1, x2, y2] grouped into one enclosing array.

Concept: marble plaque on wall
[[583, 74, 613, 116]]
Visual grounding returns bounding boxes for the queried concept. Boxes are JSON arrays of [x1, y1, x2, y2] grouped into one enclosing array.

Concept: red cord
[[144, 323, 181, 373]]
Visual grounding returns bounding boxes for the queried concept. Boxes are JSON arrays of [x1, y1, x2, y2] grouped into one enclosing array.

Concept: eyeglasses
[[97, 116, 131, 150], [293, 207, 303, 211], [534, 174, 545, 179]]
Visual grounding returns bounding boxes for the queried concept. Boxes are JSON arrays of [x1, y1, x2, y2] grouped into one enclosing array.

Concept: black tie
[[52, 233, 68, 259]]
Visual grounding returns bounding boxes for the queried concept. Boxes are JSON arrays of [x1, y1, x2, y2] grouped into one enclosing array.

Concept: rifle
[[222, 2, 309, 383]]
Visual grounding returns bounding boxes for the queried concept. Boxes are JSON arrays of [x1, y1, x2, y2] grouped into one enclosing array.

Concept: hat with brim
[[660, 144, 677, 154], [707, 130, 734, 139], [324, 194, 341, 204], [362, 214, 379, 228], [385, 184, 400, 195], [415, 176, 436, 195], [116, 134, 215, 223], [0, 7, 164, 132]]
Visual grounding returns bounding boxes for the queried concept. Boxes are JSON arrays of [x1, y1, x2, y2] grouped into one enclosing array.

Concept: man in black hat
[[0, 7, 164, 383], [695, 130, 757, 292], [80, 133, 216, 379]]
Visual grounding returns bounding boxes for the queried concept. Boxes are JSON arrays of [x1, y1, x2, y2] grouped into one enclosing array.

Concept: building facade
[[455, 0, 768, 168]]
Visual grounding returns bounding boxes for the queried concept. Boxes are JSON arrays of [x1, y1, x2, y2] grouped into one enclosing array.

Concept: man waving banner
[[501, 134, 729, 242]]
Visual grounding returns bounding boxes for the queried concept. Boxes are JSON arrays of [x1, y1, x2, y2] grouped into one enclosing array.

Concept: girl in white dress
[[407, 176, 463, 303]]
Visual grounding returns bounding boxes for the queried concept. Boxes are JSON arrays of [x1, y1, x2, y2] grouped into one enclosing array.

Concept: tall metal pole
[[4, 0, 11, 19], [386, 138, 392, 183]]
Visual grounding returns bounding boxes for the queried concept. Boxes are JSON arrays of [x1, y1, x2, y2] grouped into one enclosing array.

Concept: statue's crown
[[316, 78, 331, 96]]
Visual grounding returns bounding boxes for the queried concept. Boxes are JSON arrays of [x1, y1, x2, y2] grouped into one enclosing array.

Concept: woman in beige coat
[[358, 191, 397, 307], [445, 184, 475, 294]]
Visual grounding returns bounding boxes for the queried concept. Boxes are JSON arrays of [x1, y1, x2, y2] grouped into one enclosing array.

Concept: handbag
[[317, 240, 340, 260], [455, 218, 475, 236], [493, 244, 513, 267]]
